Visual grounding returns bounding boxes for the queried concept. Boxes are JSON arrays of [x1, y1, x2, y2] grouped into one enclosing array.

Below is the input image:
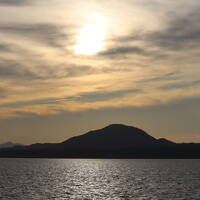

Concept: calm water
[[0, 159, 200, 200]]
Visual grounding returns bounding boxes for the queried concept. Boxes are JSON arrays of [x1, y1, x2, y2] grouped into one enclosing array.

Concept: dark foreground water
[[0, 159, 200, 200]]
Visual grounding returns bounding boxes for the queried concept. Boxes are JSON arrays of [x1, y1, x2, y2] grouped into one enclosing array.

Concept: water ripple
[[0, 159, 200, 200]]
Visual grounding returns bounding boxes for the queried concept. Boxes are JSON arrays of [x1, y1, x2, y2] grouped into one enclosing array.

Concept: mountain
[[0, 124, 199, 158], [62, 124, 160, 148], [0, 142, 23, 149]]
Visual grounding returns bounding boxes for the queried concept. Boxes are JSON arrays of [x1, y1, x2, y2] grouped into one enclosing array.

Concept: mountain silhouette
[[157, 138, 175, 145], [0, 124, 199, 158], [62, 124, 160, 148]]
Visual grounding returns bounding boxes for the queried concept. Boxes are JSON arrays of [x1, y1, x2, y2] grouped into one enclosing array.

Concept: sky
[[0, 0, 200, 144]]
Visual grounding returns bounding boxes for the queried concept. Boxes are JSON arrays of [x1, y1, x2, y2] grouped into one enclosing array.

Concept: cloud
[[161, 80, 200, 90], [0, 59, 44, 80], [0, 0, 200, 120], [101, 5, 200, 60], [99, 46, 147, 57], [149, 11, 200, 50], [0, 57, 199, 120], [0, 0, 30, 6], [140, 72, 178, 83], [0, 43, 11, 52], [0, 88, 7, 98], [62, 66, 95, 78], [0, 84, 200, 119], [99, 44, 169, 60], [0, 40, 40, 56], [73, 89, 142, 102], [0, 23, 68, 48]]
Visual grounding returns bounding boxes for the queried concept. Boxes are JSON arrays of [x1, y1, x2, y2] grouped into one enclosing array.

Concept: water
[[0, 159, 199, 200]]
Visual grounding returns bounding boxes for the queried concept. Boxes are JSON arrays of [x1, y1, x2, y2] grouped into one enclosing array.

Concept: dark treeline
[[1, 143, 200, 159]]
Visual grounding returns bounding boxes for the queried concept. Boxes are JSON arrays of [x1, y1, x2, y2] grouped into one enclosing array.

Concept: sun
[[74, 25, 106, 55]]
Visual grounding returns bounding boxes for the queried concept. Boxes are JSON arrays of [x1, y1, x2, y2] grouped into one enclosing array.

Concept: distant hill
[[0, 124, 200, 158], [0, 142, 23, 149]]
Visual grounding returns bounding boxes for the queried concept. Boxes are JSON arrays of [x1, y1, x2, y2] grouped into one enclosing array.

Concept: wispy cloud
[[0, 23, 69, 48], [149, 10, 200, 51], [0, 0, 30, 6], [1, 83, 200, 119], [161, 80, 200, 90], [0, 0, 200, 120], [99, 46, 147, 57], [0, 59, 40, 79]]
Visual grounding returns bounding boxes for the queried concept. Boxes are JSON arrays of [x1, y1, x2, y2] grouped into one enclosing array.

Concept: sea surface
[[0, 159, 199, 200]]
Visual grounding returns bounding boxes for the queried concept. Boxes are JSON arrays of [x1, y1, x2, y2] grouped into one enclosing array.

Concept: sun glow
[[74, 25, 106, 55]]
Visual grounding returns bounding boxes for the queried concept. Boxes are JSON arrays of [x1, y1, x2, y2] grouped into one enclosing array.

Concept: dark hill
[[0, 142, 23, 149], [62, 124, 159, 149], [0, 124, 200, 158], [158, 138, 176, 145]]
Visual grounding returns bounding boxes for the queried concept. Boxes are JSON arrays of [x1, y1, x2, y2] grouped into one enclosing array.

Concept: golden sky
[[0, 0, 200, 144]]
